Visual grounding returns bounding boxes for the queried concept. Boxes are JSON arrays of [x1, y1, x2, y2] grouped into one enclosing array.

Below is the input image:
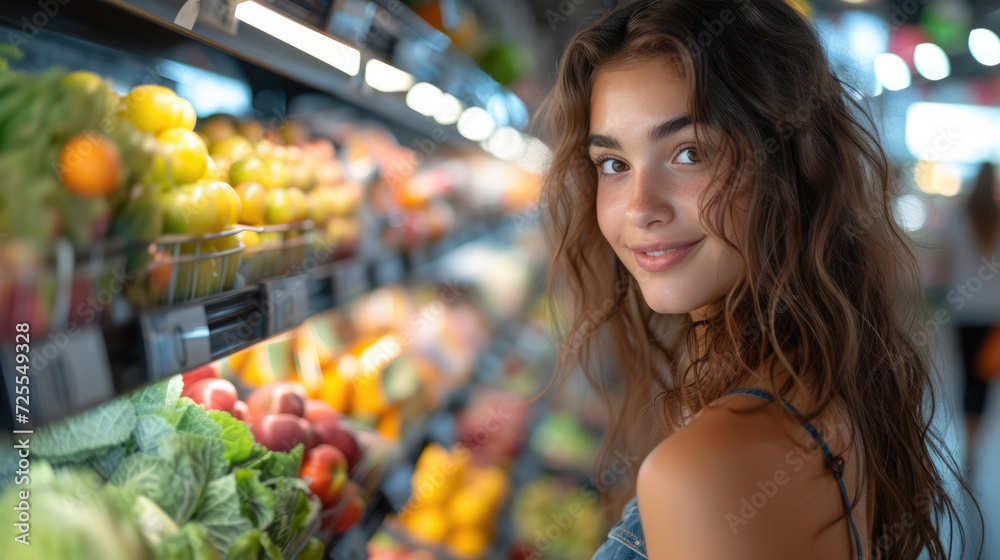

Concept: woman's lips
[[632, 237, 705, 273]]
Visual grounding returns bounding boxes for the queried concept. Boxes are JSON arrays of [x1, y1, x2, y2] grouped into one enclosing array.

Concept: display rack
[[0, 217, 514, 430], [18, 0, 529, 139]]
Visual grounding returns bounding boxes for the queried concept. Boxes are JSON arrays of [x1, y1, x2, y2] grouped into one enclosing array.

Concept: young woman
[[537, 0, 979, 558]]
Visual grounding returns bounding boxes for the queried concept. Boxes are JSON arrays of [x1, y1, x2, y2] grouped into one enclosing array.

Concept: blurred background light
[[913, 43, 950, 80], [874, 53, 911, 91], [969, 28, 1000, 66]]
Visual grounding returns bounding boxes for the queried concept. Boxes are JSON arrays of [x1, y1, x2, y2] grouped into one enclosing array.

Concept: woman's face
[[589, 57, 745, 317]]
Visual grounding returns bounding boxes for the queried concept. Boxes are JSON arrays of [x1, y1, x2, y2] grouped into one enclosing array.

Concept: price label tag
[[27, 326, 114, 424], [141, 305, 212, 380], [373, 254, 406, 286], [333, 262, 368, 306], [265, 276, 309, 336], [198, 0, 240, 34]]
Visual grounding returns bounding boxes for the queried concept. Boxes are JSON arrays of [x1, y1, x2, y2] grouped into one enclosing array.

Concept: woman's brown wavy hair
[[535, 0, 981, 558]]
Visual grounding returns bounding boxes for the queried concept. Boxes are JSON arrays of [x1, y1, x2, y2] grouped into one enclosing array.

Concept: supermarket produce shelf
[[326, 346, 498, 559], [0, 216, 513, 431], [72, 0, 530, 140]]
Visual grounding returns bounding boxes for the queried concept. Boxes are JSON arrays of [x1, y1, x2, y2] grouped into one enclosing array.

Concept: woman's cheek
[[596, 184, 625, 243]]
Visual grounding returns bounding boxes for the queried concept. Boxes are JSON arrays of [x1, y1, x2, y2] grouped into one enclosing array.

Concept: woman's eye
[[598, 158, 629, 175], [675, 147, 701, 164]]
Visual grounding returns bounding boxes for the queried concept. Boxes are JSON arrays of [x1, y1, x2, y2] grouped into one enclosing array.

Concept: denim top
[[590, 388, 863, 560]]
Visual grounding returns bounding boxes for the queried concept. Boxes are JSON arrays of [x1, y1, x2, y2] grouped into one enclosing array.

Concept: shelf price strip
[[18, 325, 114, 424], [140, 304, 212, 381], [264, 275, 309, 337], [333, 262, 369, 306]]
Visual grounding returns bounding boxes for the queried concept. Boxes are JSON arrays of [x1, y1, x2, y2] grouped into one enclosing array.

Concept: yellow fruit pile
[[200, 115, 364, 250], [397, 444, 510, 559], [119, 85, 244, 302]]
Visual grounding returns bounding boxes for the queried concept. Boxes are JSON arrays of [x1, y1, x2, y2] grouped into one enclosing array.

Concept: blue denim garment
[[591, 495, 648, 560]]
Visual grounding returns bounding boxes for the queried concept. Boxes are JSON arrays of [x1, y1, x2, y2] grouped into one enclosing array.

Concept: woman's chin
[[637, 286, 694, 316]]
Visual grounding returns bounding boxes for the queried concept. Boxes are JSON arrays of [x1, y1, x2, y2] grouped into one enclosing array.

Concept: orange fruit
[[402, 506, 449, 544], [58, 133, 123, 197], [319, 362, 352, 410], [447, 488, 494, 527], [235, 182, 267, 226], [376, 406, 401, 440], [447, 527, 490, 558]]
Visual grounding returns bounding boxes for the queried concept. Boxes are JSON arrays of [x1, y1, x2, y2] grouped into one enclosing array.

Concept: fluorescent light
[[481, 127, 525, 160], [405, 82, 442, 116], [457, 107, 495, 141], [913, 43, 950, 80], [905, 102, 999, 163], [874, 53, 910, 91], [969, 28, 1000, 66], [365, 60, 414, 92], [434, 93, 462, 125], [235, 1, 360, 76]]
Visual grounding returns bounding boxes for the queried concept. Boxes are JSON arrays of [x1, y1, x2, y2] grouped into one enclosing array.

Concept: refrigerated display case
[[0, 0, 550, 557]]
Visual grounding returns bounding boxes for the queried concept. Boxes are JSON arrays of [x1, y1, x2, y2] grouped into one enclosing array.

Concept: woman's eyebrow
[[649, 114, 692, 143], [586, 114, 693, 150]]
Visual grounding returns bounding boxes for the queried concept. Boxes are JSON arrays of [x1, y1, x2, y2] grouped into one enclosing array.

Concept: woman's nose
[[625, 168, 673, 230]]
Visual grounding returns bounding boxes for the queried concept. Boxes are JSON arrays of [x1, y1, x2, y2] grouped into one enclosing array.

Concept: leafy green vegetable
[[153, 521, 222, 560], [19, 377, 323, 560], [89, 444, 128, 479], [132, 376, 184, 415], [259, 532, 284, 560], [0, 462, 151, 560], [155, 397, 224, 441], [136, 414, 178, 455], [247, 444, 304, 481], [134, 495, 181, 545], [33, 399, 137, 463], [192, 474, 253, 555], [110, 433, 225, 525], [234, 469, 275, 530], [266, 478, 307, 548], [208, 410, 254, 464], [225, 530, 262, 560]]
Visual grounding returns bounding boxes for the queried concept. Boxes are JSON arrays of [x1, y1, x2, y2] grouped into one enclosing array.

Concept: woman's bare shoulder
[[635, 395, 853, 559]]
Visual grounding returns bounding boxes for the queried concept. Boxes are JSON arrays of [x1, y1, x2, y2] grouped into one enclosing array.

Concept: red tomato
[[299, 444, 349, 507], [312, 418, 361, 473], [182, 378, 238, 414]]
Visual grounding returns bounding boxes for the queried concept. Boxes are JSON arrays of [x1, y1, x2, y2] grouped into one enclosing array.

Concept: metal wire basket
[[0, 237, 130, 340], [142, 228, 246, 306], [239, 220, 320, 283]]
